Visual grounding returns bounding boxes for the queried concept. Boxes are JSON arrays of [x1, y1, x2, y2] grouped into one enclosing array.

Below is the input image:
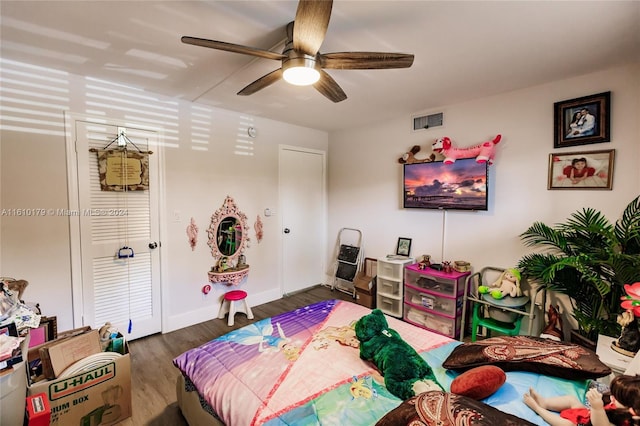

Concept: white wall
[[327, 64, 639, 287], [2, 60, 638, 335], [0, 60, 328, 332]]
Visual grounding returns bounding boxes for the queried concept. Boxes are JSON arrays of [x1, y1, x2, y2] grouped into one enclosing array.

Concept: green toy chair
[[470, 296, 526, 341], [461, 266, 547, 342]]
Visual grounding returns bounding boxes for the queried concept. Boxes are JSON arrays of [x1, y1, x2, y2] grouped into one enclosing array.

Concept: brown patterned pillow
[[442, 335, 611, 379], [376, 391, 536, 426]]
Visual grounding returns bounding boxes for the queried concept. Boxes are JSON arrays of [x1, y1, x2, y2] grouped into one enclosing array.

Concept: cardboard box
[[56, 326, 92, 341], [28, 327, 93, 382], [354, 272, 376, 309], [28, 341, 131, 425], [40, 329, 101, 379]]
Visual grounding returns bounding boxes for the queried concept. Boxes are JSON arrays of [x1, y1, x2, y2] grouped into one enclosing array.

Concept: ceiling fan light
[[283, 66, 320, 86]]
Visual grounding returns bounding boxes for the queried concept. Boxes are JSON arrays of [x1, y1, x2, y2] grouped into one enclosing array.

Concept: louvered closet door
[[75, 121, 161, 341]]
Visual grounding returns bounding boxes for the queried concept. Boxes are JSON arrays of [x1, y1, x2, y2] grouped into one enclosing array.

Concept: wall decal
[[254, 215, 263, 243], [187, 217, 198, 250]]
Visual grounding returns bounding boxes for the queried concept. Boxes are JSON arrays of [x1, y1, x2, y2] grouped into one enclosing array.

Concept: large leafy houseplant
[[517, 195, 640, 342]]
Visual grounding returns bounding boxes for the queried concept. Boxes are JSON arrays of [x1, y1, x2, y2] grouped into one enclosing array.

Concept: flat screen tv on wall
[[403, 158, 489, 211]]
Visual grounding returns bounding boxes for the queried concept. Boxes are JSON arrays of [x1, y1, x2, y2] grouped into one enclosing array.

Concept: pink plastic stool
[[218, 290, 254, 326]]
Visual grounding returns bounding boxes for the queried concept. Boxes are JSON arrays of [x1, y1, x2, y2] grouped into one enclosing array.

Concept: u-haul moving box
[[28, 345, 131, 425]]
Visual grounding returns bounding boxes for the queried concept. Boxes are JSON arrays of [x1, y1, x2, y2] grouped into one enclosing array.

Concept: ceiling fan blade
[[181, 36, 285, 61], [319, 52, 415, 70], [293, 0, 333, 56], [237, 68, 284, 96], [313, 70, 347, 103]]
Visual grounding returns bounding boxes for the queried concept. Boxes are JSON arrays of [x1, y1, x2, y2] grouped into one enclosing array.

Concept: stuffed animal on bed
[[355, 309, 442, 400]]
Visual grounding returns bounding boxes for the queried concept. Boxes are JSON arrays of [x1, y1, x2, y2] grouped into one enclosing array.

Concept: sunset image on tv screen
[[403, 158, 488, 210]]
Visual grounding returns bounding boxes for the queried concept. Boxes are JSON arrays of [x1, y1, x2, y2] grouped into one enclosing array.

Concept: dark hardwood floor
[[121, 285, 355, 425]]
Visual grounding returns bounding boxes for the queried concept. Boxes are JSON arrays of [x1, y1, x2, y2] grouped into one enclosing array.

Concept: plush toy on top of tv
[[479, 268, 522, 300], [398, 144, 435, 164], [355, 309, 442, 400], [432, 134, 501, 165]]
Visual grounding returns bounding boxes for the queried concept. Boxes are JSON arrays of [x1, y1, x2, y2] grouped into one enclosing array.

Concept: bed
[[173, 299, 600, 425]]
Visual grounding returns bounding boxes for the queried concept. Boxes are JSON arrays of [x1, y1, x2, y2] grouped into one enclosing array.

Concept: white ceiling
[[1, 1, 639, 132]]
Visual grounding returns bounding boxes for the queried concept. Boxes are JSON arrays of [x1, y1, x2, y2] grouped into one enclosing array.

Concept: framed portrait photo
[[548, 149, 615, 190], [396, 237, 412, 257], [554, 91, 610, 148]]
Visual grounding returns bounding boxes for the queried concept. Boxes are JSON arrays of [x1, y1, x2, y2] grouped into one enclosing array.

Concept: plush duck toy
[[479, 268, 522, 300], [355, 309, 442, 400]]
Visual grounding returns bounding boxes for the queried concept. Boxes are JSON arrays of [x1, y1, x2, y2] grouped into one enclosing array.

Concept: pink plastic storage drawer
[[404, 286, 460, 317], [403, 304, 460, 338]]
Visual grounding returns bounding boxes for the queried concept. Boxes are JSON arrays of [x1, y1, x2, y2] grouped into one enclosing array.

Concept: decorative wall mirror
[[207, 196, 250, 267]]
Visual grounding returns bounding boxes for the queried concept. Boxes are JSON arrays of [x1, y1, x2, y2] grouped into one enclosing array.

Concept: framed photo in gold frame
[[548, 149, 615, 190]]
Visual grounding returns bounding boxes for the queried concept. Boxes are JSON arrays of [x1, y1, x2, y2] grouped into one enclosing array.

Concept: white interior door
[[73, 120, 161, 340], [280, 146, 326, 294]]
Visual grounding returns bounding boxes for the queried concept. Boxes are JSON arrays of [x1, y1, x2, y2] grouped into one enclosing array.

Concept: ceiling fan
[[181, 0, 414, 103]]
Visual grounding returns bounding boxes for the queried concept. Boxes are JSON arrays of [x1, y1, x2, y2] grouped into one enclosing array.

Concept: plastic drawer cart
[[376, 256, 414, 317], [403, 263, 469, 338]]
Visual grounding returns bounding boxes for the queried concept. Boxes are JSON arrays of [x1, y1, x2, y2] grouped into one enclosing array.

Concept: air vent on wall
[[412, 112, 443, 131]]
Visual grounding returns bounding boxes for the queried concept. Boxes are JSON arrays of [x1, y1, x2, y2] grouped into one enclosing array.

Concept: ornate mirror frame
[[207, 196, 250, 265]]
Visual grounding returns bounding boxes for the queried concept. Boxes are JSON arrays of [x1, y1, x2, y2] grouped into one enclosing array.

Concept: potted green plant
[[517, 195, 640, 347]]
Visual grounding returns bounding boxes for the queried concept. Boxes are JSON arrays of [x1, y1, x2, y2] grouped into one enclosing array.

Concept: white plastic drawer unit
[[405, 268, 458, 296], [404, 286, 460, 317], [378, 261, 405, 279], [377, 277, 401, 297], [378, 295, 402, 316]]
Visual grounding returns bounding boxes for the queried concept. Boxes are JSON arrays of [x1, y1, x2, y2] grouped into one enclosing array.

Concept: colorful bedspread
[[173, 300, 588, 425]]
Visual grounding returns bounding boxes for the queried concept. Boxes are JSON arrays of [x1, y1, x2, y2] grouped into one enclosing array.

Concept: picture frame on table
[[396, 237, 412, 257], [554, 91, 610, 148], [548, 149, 615, 190]]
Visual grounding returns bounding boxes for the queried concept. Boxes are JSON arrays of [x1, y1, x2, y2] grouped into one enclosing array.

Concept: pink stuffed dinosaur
[[432, 134, 501, 165]]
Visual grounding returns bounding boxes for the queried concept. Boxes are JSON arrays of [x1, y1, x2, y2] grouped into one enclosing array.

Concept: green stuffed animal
[[355, 309, 442, 400]]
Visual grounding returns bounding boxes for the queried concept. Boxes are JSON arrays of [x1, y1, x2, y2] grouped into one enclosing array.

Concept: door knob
[[149, 242, 158, 249], [284, 228, 290, 234]]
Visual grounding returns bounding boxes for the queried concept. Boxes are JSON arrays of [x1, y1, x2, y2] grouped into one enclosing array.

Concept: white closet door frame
[[279, 144, 327, 295], [64, 112, 167, 332]]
